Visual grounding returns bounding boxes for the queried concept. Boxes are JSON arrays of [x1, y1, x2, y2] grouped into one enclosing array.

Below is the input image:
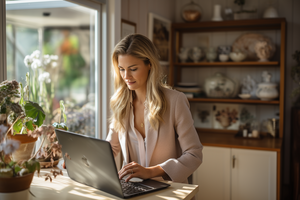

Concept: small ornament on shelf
[[256, 71, 279, 101], [181, 0, 203, 22]]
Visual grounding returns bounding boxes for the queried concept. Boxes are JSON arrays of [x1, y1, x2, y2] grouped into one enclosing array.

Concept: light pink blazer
[[106, 87, 203, 183]]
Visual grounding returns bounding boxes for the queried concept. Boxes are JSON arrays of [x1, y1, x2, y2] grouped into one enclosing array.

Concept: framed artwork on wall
[[213, 104, 240, 130], [148, 12, 171, 66], [121, 19, 136, 39]]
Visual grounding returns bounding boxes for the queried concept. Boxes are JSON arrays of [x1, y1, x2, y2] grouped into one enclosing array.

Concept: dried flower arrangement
[[30, 100, 68, 168], [215, 107, 239, 129]]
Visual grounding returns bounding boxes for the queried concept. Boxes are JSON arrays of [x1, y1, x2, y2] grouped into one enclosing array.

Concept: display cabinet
[[169, 18, 286, 138], [169, 18, 286, 200]]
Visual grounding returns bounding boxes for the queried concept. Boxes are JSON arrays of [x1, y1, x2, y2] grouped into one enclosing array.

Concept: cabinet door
[[193, 146, 231, 200], [231, 148, 276, 200]]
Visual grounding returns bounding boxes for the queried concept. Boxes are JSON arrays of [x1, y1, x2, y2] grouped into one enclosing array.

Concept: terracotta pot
[[0, 173, 34, 193], [7, 134, 37, 161]]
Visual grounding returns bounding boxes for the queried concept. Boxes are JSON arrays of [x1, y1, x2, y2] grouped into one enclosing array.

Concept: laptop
[[55, 129, 170, 198]]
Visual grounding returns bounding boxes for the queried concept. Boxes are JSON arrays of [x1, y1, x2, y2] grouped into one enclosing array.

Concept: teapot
[[256, 71, 278, 101]]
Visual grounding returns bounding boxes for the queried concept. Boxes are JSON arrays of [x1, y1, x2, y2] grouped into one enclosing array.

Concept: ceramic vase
[[212, 4, 223, 21], [206, 48, 217, 62], [204, 73, 237, 98], [178, 47, 189, 63], [189, 47, 202, 62]]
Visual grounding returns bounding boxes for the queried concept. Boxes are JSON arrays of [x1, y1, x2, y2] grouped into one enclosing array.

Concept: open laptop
[[55, 129, 170, 198]]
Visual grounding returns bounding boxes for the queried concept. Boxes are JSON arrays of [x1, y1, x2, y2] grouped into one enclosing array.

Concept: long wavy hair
[[110, 33, 169, 133]]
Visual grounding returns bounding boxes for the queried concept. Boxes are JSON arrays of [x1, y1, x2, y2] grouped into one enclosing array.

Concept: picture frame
[[148, 12, 171, 66], [121, 19, 136, 39], [192, 103, 213, 129], [213, 104, 240, 130]]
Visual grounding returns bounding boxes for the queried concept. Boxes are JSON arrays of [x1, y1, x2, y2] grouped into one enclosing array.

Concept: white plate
[[174, 87, 201, 93]]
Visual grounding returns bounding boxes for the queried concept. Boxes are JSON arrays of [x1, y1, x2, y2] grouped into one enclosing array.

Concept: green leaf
[[13, 119, 23, 133], [19, 82, 24, 106], [24, 101, 45, 127], [23, 160, 40, 174], [60, 100, 67, 123], [8, 161, 16, 167], [25, 120, 34, 131], [14, 165, 22, 174]]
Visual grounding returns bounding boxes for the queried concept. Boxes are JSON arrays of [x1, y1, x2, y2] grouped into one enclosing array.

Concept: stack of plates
[[174, 82, 201, 98]]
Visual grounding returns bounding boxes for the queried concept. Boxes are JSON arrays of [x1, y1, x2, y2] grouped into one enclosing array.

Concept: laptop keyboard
[[120, 179, 154, 195]]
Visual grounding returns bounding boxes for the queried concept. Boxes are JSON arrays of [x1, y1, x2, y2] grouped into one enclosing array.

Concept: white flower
[[24, 55, 33, 67], [50, 55, 58, 60], [38, 72, 51, 83], [43, 55, 51, 66], [31, 50, 40, 59], [0, 124, 8, 141], [0, 139, 20, 155], [31, 59, 42, 70], [51, 61, 58, 68]]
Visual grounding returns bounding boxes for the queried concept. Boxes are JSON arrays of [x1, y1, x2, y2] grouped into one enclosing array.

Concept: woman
[[106, 33, 203, 183]]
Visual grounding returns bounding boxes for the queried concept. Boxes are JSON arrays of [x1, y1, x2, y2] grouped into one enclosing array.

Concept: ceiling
[[6, 1, 94, 28]]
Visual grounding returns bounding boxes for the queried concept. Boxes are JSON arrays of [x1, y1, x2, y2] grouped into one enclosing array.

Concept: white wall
[[121, 0, 176, 36]]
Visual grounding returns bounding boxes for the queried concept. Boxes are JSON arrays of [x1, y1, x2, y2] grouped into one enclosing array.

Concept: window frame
[[0, 0, 119, 140]]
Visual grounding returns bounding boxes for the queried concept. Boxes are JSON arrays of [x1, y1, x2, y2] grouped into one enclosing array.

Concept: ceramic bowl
[[219, 54, 229, 62], [238, 93, 251, 99], [229, 52, 247, 62]]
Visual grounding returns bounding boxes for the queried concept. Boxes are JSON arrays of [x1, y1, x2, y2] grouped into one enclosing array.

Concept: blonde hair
[[110, 34, 169, 133]]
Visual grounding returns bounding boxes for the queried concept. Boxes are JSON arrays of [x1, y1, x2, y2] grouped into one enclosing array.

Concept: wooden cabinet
[[193, 146, 277, 200], [169, 18, 286, 138], [193, 146, 231, 200]]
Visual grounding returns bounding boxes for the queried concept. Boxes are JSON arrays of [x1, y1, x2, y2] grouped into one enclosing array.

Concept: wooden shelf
[[172, 18, 286, 33], [198, 131, 282, 152], [188, 98, 280, 104], [174, 61, 279, 67]]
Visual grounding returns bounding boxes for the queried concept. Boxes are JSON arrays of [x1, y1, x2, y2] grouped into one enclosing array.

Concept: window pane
[[6, 0, 97, 137]]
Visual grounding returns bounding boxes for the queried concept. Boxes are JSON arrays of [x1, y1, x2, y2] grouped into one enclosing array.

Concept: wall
[[121, 0, 175, 37]]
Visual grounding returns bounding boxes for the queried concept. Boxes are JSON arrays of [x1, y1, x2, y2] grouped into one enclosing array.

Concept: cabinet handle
[[232, 155, 236, 168]]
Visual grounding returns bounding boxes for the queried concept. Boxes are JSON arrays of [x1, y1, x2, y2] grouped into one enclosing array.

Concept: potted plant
[[30, 100, 68, 168], [0, 79, 45, 161], [233, 0, 257, 20], [0, 124, 40, 194]]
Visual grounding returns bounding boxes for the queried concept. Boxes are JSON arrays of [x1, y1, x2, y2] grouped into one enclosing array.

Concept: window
[[3, 0, 108, 139]]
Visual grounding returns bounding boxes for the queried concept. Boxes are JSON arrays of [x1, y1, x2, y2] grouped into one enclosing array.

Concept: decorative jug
[[256, 71, 278, 101]]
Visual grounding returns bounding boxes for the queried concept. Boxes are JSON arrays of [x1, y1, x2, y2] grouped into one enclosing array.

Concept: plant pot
[[7, 134, 37, 162], [0, 173, 34, 193]]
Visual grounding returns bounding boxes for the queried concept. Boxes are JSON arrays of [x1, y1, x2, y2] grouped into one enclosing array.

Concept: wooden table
[[26, 168, 198, 200]]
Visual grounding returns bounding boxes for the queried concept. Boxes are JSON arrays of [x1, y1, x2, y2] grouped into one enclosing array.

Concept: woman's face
[[118, 54, 151, 92]]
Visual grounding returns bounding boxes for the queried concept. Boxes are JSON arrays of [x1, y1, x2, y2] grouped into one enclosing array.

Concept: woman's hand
[[118, 161, 166, 182]]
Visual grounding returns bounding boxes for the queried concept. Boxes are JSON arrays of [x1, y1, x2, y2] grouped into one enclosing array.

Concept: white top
[[127, 101, 147, 167]]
